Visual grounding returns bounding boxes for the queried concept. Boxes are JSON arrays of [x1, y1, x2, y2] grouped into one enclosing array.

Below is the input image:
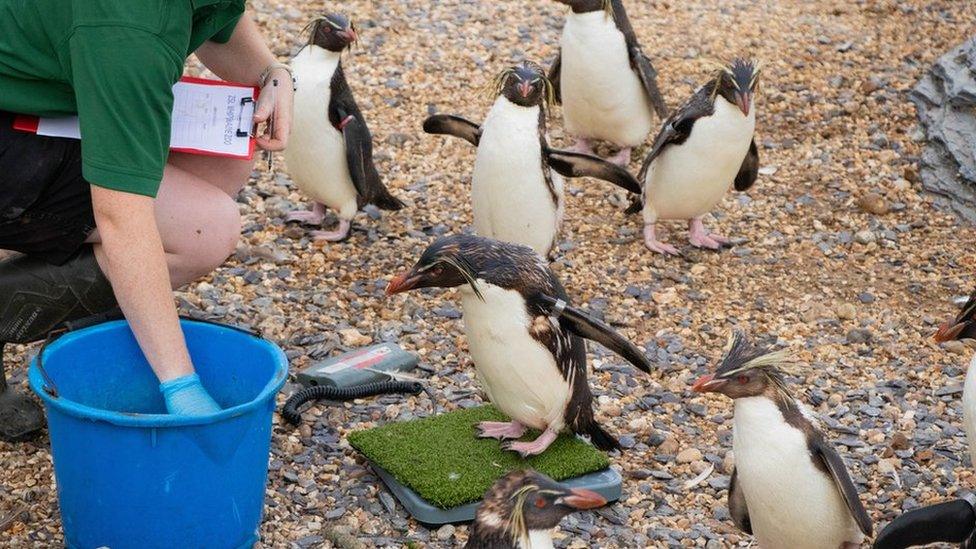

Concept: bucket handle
[[34, 311, 262, 398]]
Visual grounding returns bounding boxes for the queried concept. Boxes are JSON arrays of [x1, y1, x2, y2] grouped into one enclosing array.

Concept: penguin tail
[[624, 196, 642, 215], [371, 189, 405, 211], [585, 423, 621, 452]]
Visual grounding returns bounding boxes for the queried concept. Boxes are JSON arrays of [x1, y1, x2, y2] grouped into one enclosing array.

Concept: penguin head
[[692, 332, 794, 400], [386, 235, 544, 300], [713, 58, 761, 116], [307, 13, 358, 52], [474, 470, 606, 541], [935, 289, 976, 342], [489, 61, 555, 108], [552, 0, 610, 14]]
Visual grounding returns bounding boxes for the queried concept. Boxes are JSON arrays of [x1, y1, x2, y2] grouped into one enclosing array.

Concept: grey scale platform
[[370, 462, 623, 526]]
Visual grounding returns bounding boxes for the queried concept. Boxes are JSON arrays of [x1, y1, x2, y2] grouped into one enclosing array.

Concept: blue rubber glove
[[160, 373, 221, 416]]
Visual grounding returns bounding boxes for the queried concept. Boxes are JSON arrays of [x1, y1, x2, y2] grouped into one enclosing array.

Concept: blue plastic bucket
[[28, 319, 288, 549]]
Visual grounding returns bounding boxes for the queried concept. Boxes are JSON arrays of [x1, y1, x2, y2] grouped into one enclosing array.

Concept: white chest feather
[[284, 46, 359, 218], [459, 282, 571, 430], [517, 530, 555, 549], [559, 11, 653, 146], [471, 98, 563, 256], [733, 397, 863, 549], [643, 96, 755, 222], [963, 354, 976, 469]]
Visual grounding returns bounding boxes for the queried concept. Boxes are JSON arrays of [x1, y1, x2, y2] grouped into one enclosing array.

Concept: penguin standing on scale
[[423, 61, 642, 258], [627, 59, 761, 254], [284, 14, 404, 242], [465, 470, 606, 549], [386, 235, 653, 456], [692, 332, 872, 549], [548, 0, 669, 166]]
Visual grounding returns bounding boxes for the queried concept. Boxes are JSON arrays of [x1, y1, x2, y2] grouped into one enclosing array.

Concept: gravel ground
[[2, 1, 975, 547]]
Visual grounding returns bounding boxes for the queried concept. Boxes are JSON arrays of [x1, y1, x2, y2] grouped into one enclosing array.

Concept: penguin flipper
[[734, 139, 759, 191], [873, 498, 975, 549], [728, 468, 752, 535], [340, 114, 404, 211], [537, 294, 652, 373], [422, 114, 481, 147], [545, 149, 642, 194], [811, 436, 873, 537], [548, 51, 562, 104], [638, 85, 716, 182], [608, 0, 667, 118], [630, 47, 668, 119]]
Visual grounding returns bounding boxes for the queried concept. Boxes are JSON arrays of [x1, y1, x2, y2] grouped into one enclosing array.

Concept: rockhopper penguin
[[627, 59, 761, 254], [465, 469, 606, 549], [873, 493, 976, 549], [386, 235, 653, 456], [548, 0, 669, 166], [422, 61, 642, 258], [867, 293, 976, 548], [935, 288, 976, 468], [692, 332, 872, 549], [284, 14, 404, 242]]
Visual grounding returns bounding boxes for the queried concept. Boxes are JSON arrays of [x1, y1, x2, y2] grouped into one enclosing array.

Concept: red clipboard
[[12, 76, 260, 160]]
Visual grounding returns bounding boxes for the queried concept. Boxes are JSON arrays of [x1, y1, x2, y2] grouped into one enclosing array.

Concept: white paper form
[[27, 78, 256, 158]]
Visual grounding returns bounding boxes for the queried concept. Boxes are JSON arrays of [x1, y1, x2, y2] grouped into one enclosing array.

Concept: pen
[[267, 78, 278, 172]]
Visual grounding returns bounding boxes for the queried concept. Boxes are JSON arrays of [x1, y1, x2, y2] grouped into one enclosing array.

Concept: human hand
[[254, 68, 293, 151]]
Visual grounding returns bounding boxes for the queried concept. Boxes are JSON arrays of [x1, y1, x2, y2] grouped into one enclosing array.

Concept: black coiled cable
[[281, 380, 424, 426]]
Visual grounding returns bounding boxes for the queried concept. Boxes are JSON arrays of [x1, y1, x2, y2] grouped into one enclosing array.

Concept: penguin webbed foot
[[501, 428, 558, 457], [311, 219, 352, 242], [642, 224, 680, 255], [285, 206, 327, 226], [609, 147, 632, 167], [568, 138, 594, 156], [476, 421, 527, 440], [688, 218, 733, 251]]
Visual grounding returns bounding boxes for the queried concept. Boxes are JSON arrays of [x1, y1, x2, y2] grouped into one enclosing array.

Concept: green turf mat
[[347, 405, 611, 509]]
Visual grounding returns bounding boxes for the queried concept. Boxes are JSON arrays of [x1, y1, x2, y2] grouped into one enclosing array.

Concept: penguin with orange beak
[[934, 289, 976, 468], [692, 332, 872, 549], [387, 234, 652, 457], [870, 292, 976, 548], [626, 58, 762, 255], [466, 470, 606, 549]]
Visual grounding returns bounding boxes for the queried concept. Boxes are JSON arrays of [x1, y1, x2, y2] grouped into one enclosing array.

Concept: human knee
[[190, 195, 241, 275]]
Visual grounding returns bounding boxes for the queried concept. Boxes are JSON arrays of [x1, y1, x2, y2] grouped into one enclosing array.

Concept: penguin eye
[[431, 265, 444, 276], [534, 497, 547, 508], [736, 375, 749, 385]]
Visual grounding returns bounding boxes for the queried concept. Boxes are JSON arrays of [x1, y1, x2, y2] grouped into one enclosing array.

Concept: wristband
[[259, 62, 295, 90]]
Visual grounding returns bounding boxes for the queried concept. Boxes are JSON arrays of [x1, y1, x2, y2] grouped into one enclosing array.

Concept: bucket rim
[[27, 319, 289, 428]]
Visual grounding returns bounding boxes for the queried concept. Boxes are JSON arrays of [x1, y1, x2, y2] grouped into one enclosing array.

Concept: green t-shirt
[[0, 0, 245, 197]]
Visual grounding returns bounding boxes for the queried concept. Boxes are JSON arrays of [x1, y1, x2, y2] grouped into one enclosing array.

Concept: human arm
[[194, 13, 292, 151], [90, 189, 192, 382]]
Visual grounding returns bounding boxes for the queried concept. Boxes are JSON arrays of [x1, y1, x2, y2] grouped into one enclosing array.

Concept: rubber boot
[[0, 247, 117, 441]]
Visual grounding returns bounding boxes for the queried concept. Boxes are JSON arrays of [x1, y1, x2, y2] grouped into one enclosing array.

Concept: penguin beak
[[386, 270, 421, 295], [734, 91, 751, 116], [692, 374, 726, 393], [560, 488, 606, 510], [518, 81, 533, 98], [338, 27, 358, 44], [935, 320, 970, 342]]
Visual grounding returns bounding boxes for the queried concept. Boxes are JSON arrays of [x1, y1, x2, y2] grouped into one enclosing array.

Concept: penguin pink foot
[[476, 421, 527, 440], [688, 218, 730, 250], [286, 203, 326, 225], [609, 147, 632, 167], [502, 427, 558, 457], [569, 137, 594, 156], [311, 219, 351, 242], [643, 225, 679, 255]]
